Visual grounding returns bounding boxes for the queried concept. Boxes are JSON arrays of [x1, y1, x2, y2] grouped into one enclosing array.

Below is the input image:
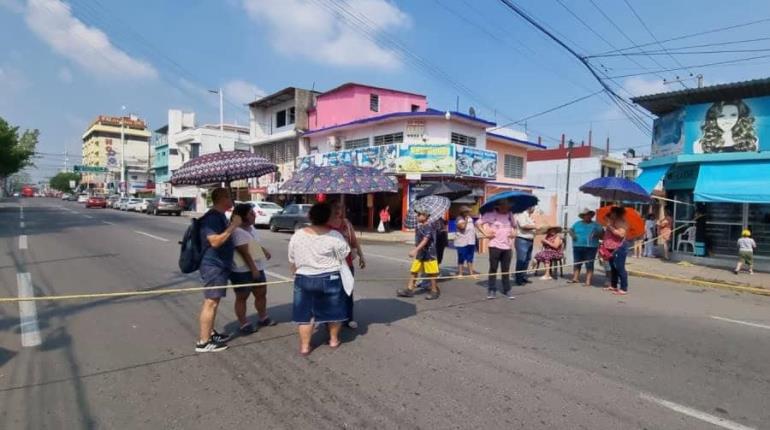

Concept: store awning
[[635, 164, 670, 194], [694, 161, 770, 203]]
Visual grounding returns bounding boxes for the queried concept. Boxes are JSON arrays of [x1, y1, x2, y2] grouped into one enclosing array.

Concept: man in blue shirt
[[568, 208, 604, 287], [196, 188, 241, 352]]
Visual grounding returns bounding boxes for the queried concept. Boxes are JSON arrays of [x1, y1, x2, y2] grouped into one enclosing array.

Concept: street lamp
[[120, 105, 126, 197], [208, 88, 224, 141]]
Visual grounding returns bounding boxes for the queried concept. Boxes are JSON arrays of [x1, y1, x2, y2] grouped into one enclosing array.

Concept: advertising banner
[[296, 144, 398, 172], [396, 143, 455, 174], [455, 146, 497, 178], [105, 138, 118, 167], [652, 109, 685, 157], [683, 96, 770, 154]]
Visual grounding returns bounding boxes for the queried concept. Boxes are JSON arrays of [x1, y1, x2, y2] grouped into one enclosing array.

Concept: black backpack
[[179, 215, 206, 273]]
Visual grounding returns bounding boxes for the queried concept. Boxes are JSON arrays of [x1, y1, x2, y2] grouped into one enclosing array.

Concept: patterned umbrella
[[170, 151, 277, 186], [279, 165, 397, 195], [579, 177, 651, 203], [405, 195, 451, 228]]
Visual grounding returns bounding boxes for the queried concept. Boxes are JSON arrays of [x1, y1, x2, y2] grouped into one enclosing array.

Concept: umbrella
[[596, 206, 645, 240], [279, 165, 397, 195], [170, 151, 277, 186], [480, 191, 539, 214], [405, 195, 450, 228], [579, 177, 651, 203], [416, 182, 472, 201]]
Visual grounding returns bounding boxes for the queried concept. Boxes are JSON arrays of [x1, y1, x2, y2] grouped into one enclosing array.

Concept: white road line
[[265, 270, 292, 282], [133, 230, 170, 242], [17, 273, 42, 348], [102, 221, 114, 225], [640, 393, 755, 430], [18, 235, 28, 250], [365, 252, 411, 263], [710, 316, 770, 331]]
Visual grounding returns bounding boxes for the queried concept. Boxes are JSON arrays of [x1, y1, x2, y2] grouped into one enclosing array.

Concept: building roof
[[318, 82, 426, 99], [248, 87, 320, 108], [302, 108, 496, 136], [486, 132, 546, 149], [200, 123, 250, 133], [631, 77, 770, 115], [527, 144, 605, 162]]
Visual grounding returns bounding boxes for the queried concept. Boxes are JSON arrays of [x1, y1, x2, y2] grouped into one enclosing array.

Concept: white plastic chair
[[676, 226, 696, 253]]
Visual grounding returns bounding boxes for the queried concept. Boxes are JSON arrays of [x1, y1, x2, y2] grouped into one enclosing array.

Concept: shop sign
[[455, 146, 497, 178], [296, 144, 399, 172], [397, 143, 455, 174], [664, 164, 700, 190]]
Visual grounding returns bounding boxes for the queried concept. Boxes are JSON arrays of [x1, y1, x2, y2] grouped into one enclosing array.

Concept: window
[[370, 94, 379, 112], [373, 132, 403, 146], [169, 149, 179, 155], [451, 132, 477, 147], [289, 107, 296, 125], [504, 154, 524, 179], [601, 166, 617, 177], [345, 138, 370, 149], [276, 110, 287, 128], [411, 104, 420, 112], [190, 143, 200, 159]]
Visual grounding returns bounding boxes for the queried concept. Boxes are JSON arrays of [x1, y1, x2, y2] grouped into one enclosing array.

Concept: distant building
[[81, 115, 151, 195]]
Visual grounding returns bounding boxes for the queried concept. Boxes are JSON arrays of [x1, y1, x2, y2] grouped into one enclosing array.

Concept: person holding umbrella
[[514, 206, 538, 285], [397, 208, 441, 300], [329, 199, 365, 330], [568, 208, 604, 286], [476, 201, 517, 299], [600, 206, 630, 295]]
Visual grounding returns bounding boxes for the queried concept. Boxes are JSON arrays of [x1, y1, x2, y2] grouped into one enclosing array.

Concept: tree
[[49, 172, 81, 193], [0, 117, 38, 195]]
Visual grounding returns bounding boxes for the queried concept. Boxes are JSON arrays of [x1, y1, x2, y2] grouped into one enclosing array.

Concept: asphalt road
[[1, 198, 769, 430]]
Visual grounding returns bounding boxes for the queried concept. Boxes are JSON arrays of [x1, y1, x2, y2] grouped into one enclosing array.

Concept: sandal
[[396, 288, 415, 298], [566, 280, 578, 284], [613, 290, 628, 295], [329, 341, 341, 349], [603, 286, 617, 292]]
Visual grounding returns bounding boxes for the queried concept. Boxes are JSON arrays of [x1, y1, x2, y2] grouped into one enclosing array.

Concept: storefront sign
[[664, 164, 700, 190], [296, 144, 398, 172], [397, 143, 455, 174], [455, 146, 497, 178]]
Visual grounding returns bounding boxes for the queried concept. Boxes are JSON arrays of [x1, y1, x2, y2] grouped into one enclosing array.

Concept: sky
[[3, 0, 770, 182]]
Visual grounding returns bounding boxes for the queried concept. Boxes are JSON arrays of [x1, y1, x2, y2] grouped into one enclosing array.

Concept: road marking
[[102, 221, 114, 225], [83, 215, 94, 219], [133, 230, 170, 242], [18, 235, 27, 250], [265, 270, 292, 282], [17, 273, 42, 347], [640, 393, 755, 430], [710, 316, 770, 331], [19, 221, 25, 229], [365, 252, 411, 263]]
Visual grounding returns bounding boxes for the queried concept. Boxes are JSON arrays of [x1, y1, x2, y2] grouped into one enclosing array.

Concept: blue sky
[[3, 0, 770, 181]]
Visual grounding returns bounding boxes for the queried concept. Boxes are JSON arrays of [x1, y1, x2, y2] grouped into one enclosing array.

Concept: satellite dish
[[468, 107, 476, 118]]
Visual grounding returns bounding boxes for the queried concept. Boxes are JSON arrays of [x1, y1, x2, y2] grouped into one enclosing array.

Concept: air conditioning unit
[[328, 135, 342, 151]]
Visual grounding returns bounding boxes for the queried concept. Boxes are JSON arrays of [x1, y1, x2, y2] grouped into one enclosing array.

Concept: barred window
[[504, 154, 524, 179], [451, 132, 476, 147], [370, 94, 379, 112], [373, 132, 403, 146], [345, 138, 370, 149]]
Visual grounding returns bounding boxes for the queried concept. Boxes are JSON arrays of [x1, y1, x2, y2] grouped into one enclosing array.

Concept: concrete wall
[[527, 157, 603, 228], [308, 85, 427, 129]]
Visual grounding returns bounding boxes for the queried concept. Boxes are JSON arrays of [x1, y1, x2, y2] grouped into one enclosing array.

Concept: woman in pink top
[[476, 201, 517, 300]]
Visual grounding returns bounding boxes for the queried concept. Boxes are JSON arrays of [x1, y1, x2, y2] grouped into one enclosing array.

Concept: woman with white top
[[230, 203, 275, 334], [288, 202, 351, 356]]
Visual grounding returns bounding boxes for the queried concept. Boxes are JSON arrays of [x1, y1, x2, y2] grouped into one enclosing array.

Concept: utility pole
[[208, 88, 225, 143], [562, 139, 575, 229], [63, 144, 68, 172], [120, 111, 126, 197]]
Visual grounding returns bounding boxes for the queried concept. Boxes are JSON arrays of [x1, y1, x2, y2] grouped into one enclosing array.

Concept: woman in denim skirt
[[288, 202, 351, 356]]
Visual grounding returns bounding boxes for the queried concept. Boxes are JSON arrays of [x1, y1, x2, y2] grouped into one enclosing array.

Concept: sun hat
[[742, 229, 751, 237], [578, 207, 596, 217]]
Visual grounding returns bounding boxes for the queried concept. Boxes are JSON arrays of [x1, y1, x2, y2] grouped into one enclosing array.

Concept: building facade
[[81, 115, 151, 195]]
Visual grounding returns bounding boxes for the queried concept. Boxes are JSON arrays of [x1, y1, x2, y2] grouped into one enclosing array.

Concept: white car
[[125, 198, 143, 211], [61, 193, 72, 200], [225, 201, 284, 226], [77, 194, 89, 203]]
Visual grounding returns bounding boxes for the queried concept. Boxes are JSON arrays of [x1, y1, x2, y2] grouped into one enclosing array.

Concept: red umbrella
[[596, 206, 645, 240]]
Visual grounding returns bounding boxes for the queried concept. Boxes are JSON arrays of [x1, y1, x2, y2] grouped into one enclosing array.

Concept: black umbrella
[[416, 182, 472, 201]]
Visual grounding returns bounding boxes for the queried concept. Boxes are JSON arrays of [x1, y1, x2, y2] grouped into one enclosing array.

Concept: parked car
[[13, 192, 21, 198], [77, 194, 89, 203], [106, 195, 120, 208], [146, 197, 182, 216], [61, 193, 72, 201], [115, 197, 129, 210], [269, 204, 312, 232], [226, 201, 284, 226], [85, 195, 107, 208], [125, 198, 143, 211]]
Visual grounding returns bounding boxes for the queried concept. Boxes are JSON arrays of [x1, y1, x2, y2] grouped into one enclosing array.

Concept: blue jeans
[[514, 237, 534, 284], [609, 244, 629, 292]]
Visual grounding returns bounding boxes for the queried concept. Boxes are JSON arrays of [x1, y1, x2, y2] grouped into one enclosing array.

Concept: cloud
[[242, 0, 410, 69], [57, 66, 73, 83], [0, 65, 30, 92], [622, 77, 668, 97], [223, 80, 266, 105], [23, 0, 157, 80]]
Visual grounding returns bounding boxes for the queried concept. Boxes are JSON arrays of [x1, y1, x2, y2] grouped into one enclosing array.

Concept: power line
[[607, 53, 770, 78], [590, 47, 770, 57], [488, 90, 605, 131]]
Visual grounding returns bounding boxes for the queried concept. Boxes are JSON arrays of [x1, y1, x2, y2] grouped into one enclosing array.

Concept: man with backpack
[[195, 187, 240, 352]]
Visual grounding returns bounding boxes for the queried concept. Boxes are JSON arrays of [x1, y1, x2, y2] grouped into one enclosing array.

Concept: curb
[[628, 269, 770, 296]]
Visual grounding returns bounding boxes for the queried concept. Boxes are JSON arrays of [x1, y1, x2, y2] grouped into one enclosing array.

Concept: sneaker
[[195, 339, 228, 353], [486, 291, 497, 300], [425, 292, 440, 300], [239, 323, 257, 335], [397, 288, 415, 298], [211, 329, 231, 343], [346, 320, 359, 329], [257, 317, 277, 327], [504, 291, 516, 300]]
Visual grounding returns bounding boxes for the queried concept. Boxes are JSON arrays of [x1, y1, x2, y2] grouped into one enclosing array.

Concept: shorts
[[410, 259, 439, 275], [739, 251, 754, 265], [230, 270, 267, 295], [293, 272, 347, 324], [457, 245, 475, 264], [200, 265, 230, 299], [573, 247, 598, 272]]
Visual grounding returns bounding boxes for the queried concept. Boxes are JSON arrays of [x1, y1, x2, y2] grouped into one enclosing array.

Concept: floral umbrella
[[279, 165, 397, 195], [170, 151, 277, 186], [404, 195, 451, 228]]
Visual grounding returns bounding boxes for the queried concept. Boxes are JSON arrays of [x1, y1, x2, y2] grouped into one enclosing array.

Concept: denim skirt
[[293, 272, 348, 324]]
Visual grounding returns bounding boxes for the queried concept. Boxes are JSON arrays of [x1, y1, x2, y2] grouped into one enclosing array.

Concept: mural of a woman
[[694, 99, 758, 153]]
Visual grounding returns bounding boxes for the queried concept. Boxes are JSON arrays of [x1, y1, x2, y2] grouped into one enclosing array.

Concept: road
[[1, 197, 769, 430]]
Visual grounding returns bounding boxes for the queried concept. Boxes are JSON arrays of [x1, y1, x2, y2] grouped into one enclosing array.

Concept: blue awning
[[635, 164, 670, 194], [694, 161, 770, 203]]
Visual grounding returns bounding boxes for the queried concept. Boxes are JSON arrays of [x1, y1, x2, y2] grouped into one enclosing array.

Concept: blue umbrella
[[579, 177, 651, 203], [480, 191, 539, 214]]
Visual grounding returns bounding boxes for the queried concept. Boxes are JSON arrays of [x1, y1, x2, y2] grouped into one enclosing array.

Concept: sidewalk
[[625, 256, 769, 294]]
